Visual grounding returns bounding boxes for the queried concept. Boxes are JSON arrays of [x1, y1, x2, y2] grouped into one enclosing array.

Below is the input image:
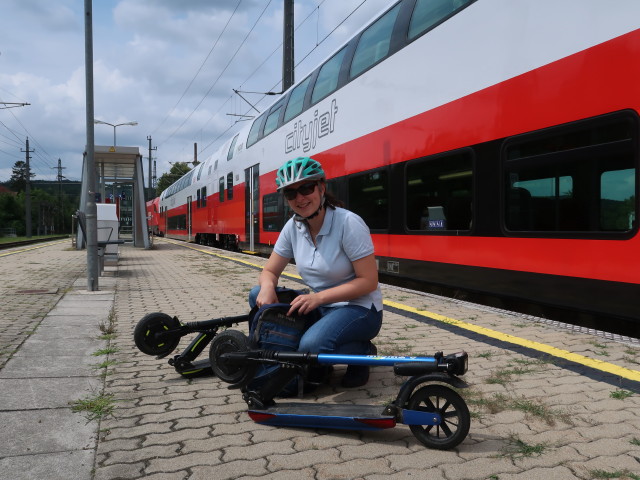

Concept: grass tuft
[[70, 392, 116, 421]]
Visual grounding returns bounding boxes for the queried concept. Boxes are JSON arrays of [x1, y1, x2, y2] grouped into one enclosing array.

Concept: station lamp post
[[94, 119, 138, 146]]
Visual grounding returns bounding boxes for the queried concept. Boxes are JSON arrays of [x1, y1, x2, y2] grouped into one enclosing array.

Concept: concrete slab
[[13, 335, 105, 358], [0, 410, 97, 457], [27, 323, 103, 339], [0, 354, 100, 379], [0, 450, 95, 480], [0, 377, 102, 410], [39, 315, 110, 328]]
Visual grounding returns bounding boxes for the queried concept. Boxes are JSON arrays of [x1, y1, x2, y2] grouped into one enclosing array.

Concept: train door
[[187, 195, 192, 241], [162, 206, 167, 235], [245, 164, 260, 251]]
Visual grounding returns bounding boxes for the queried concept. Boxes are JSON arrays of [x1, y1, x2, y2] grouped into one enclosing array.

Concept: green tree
[[9, 161, 36, 193], [156, 162, 192, 195], [0, 193, 23, 235]]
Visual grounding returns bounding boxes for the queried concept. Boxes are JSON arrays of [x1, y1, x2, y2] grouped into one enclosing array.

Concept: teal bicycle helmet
[[275, 157, 325, 190]]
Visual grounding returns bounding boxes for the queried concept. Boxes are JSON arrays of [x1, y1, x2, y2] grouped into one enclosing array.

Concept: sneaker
[[341, 364, 369, 388], [340, 342, 376, 388]]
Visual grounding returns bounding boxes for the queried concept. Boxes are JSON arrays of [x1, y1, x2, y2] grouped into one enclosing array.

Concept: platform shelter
[[77, 145, 150, 250]]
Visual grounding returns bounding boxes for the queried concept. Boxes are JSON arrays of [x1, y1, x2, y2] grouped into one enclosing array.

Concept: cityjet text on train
[[285, 99, 338, 154]]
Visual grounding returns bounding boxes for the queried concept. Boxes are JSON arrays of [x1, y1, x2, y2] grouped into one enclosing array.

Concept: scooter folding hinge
[[382, 404, 400, 417]]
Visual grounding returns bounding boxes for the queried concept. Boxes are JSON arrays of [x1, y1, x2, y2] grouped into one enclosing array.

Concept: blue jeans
[[248, 285, 382, 355]]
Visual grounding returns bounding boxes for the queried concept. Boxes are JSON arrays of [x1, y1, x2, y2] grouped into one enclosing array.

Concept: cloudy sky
[[0, 0, 391, 185]]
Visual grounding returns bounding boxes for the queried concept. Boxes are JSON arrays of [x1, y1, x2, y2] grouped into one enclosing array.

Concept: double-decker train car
[[149, 0, 639, 327], [147, 196, 162, 236]]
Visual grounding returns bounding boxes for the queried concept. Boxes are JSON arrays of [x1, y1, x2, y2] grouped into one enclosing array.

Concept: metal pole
[[283, 0, 295, 91], [147, 136, 156, 200], [24, 137, 33, 238], [84, 0, 99, 290], [113, 125, 116, 146]]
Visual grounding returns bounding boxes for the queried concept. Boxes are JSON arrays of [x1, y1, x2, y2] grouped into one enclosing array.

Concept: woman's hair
[[322, 184, 344, 209]]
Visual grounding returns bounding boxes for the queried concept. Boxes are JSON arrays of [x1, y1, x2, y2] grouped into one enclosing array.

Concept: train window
[[227, 134, 239, 161], [247, 113, 265, 148], [503, 112, 637, 234], [263, 193, 283, 232], [201, 186, 207, 208], [196, 189, 201, 209], [601, 169, 635, 231], [284, 76, 312, 123], [348, 170, 389, 230], [263, 98, 286, 137], [408, 0, 475, 41], [168, 214, 186, 231], [311, 47, 348, 105], [227, 172, 234, 201], [219, 177, 225, 202], [405, 151, 473, 232], [350, 4, 401, 79]]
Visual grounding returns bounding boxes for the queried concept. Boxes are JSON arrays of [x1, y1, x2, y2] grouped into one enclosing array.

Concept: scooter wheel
[[407, 384, 470, 450], [134, 312, 181, 356], [209, 329, 249, 383]]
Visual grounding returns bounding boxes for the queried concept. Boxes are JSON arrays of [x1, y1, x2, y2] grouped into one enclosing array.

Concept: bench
[[75, 210, 125, 272]]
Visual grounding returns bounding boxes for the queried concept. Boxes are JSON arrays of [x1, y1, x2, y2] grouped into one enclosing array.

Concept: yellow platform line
[[384, 299, 640, 383], [165, 239, 305, 280], [168, 239, 640, 384], [0, 239, 69, 258]]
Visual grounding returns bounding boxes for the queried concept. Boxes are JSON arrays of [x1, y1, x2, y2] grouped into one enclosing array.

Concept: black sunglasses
[[282, 181, 317, 200]]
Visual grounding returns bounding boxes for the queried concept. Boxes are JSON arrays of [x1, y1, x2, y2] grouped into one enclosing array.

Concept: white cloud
[[0, 0, 393, 183]]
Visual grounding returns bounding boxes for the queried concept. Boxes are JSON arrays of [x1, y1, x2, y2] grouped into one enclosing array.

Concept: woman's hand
[[287, 293, 322, 316], [255, 287, 279, 308]]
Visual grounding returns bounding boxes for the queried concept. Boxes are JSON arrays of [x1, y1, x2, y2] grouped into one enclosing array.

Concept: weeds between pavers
[[589, 469, 640, 480], [70, 392, 116, 422], [498, 433, 549, 460], [463, 388, 573, 426], [92, 346, 120, 356], [610, 389, 633, 400]]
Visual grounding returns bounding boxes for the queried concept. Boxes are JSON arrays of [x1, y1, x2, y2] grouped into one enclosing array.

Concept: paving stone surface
[[0, 239, 639, 480]]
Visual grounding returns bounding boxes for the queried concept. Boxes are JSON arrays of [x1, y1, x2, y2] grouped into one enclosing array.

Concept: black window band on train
[[405, 149, 474, 234], [226, 172, 234, 201], [348, 169, 390, 231], [501, 110, 638, 238], [168, 214, 187, 231], [260, 110, 636, 242], [163, 169, 195, 200]]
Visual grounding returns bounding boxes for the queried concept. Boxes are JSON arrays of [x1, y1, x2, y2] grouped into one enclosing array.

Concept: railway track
[[0, 236, 68, 250]]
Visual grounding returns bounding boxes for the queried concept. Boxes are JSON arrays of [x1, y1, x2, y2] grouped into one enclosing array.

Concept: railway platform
[[0, 239, 638, 480]]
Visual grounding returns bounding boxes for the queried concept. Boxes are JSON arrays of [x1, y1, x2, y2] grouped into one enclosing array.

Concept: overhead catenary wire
[[157, 0, 274, 149], [197, 0, 367, 160], [151, 0, 244, 138]]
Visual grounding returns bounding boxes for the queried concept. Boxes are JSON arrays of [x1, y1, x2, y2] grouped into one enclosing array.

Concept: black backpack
[[248, 302, 318, 351], [245, 289, 320, 397]]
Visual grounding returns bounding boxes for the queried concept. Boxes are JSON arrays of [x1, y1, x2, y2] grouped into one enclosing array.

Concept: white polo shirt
[[274, 207, 383, 311]]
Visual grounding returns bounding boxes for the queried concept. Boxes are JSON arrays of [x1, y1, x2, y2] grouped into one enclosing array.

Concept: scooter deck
[[177, 358, 212, 377], [248, 403, 396, 430]]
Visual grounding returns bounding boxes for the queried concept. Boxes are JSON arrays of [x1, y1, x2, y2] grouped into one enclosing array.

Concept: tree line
[[1, 160, 193, 237], [1, 161, 81, 236]]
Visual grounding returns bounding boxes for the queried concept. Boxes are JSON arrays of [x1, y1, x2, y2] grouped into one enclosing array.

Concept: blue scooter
[[211, 333, 471, 450]]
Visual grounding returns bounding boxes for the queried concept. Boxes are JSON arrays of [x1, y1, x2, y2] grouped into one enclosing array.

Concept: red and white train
[[148, 0, 639, 327]]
